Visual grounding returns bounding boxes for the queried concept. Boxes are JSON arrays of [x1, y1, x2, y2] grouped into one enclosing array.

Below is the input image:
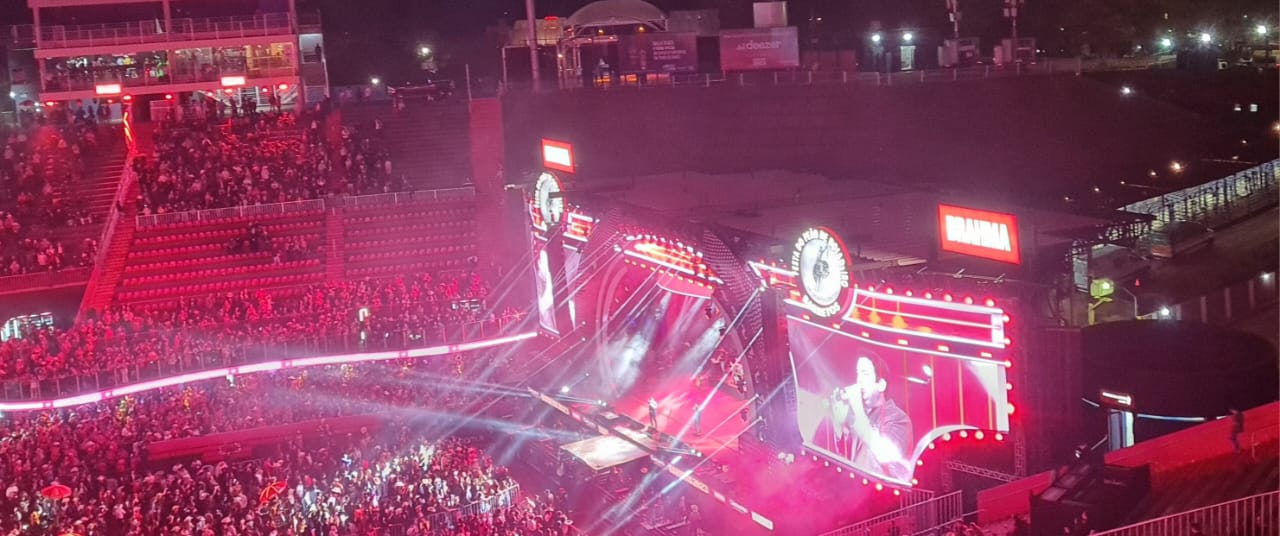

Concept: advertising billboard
[[541, 139, 575, 174], [938, 204, 1022, 265], [719, 27, 800, 71], [789, 289, 1012, 485], [618, 33, 699, 74]]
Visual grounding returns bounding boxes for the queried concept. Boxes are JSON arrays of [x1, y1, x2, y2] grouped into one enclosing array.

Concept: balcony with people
[[40, 42, 298, 94]]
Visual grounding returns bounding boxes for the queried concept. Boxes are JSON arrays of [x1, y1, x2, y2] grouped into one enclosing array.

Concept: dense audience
[[0, 354, 569, 536], [0, 119, 104, 277], [0, 271, 496, 385], [135, 108, 402, 216], [135, 120, 331, 214]]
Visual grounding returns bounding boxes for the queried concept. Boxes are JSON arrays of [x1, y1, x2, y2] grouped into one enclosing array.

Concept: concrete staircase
[[50, 133, 129, 250], [324, 209, 344, 282], [338, 101, 473, 189], [78, 199, 136, 318]]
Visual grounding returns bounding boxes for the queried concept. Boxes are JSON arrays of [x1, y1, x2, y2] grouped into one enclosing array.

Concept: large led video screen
[[788, 297, 1011, 485], [534, 248, 557, 334]]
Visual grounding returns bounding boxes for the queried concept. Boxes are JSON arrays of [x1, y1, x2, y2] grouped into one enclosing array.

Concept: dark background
[[4, 1, 1276, 85]]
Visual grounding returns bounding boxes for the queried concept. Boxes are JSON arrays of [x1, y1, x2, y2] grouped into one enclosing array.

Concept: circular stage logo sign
[[535, 172, 565, 226], [791, 227, 851, 317]]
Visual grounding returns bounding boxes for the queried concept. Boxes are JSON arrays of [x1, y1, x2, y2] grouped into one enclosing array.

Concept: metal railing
[[0, 267, 92, 295], [820, 490, 964, 536], [1, 314, 526, 402], [135, 187, 478, 228], [37, 13, 294, 50], [339, 187, 477, 209], [1092, 490, 1278, 536], [1119, 159, 1279, 231], [379, 484, 520, 536], [77, 156, 137, 318], [136, 198, 326, 228]]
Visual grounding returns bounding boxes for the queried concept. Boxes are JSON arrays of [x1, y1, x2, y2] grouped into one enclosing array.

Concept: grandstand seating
[[1121, 443, 1278, 525], [337, 101, 473, 189], [116, 210, 327, 304], [342, 199, 478, 279]]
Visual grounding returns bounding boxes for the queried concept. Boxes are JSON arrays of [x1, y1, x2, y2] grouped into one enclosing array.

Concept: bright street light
[[420, 46, 431, 56], [1257, 25, 1268, 36], [1120, 86, 1133, 96], [871, 33, 882, 44], [1199, 32, 1212, 44], [903, 32, 914, 43], [1170, 161, 1183, 173], [370, 77, 381, 86], [1160, 37, 1173, 48]]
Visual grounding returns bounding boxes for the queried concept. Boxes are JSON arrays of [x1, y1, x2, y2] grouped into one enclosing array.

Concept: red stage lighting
[[964, 296, 974, 304], [995, 433, 1005, 441], [893, 489, 901, 496], [875, 483, 884, 491], [278, 83, 289, 91], [985, 298, 996, 307], [943, 433, 952, 441], [1007, 404, 1016, 415], [164, 94, 174, 100], [944, 294, 953, 302], [959, 430, 968, 438], [975, 430, 985, 440]]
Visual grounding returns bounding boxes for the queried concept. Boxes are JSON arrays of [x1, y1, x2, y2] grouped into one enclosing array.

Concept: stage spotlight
[[560, 386, 570, 394]]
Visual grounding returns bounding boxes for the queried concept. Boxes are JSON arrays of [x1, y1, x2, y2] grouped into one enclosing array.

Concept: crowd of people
[[134, 103, 405, 216], [0, 271, 496, 385], [0, 350, 571, 536], [0, 117, 105, 277], [134, 119, 331, 215]]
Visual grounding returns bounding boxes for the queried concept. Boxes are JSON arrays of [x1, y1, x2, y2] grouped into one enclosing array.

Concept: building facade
[[15, 0, 328, 117]]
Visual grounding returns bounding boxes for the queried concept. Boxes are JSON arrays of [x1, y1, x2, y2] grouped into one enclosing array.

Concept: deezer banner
[[719, 26, 800, 71]]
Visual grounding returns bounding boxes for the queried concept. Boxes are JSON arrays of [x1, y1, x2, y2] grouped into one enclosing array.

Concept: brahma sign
[[937, 204, 1021, 265], [541, 138, 575, 174]]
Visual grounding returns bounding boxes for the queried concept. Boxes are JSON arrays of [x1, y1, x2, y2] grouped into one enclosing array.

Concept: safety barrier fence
[[0, 314, 527, 403], [819, 490, 964, 536], [135, 187, 477, 228], [135, 198, 325, 228], [1092, 490, 1278, 536]]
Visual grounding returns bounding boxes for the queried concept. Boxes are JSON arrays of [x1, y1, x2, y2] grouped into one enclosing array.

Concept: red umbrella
[[40, 483, 72, 501], [259, 481, 287, 504]]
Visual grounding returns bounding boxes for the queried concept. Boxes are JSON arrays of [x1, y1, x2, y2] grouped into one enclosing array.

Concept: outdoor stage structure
[[524, 138, 1044, 486], [521, 139, 1049, 531]]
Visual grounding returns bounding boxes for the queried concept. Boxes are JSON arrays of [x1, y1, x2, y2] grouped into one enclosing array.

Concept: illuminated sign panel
[[542, 138, 575, 174], [220, 75, 247, 87], [754, 226, 1013, 486], [790, 290, 1011, 486], [94, 84, 121, 95], [938, 204, 1021, 265]]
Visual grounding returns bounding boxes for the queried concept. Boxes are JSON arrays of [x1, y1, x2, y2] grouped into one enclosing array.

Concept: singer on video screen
[[813, 351, 914, 481]]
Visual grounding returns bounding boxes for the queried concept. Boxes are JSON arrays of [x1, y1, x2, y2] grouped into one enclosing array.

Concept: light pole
[[525, 0, 540, 91], [1003, 0, 1024, 40], [945, 0, 961, 39]]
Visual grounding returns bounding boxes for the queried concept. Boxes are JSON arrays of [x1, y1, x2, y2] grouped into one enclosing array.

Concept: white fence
[[340, 187, 476, 209], [136, 199, 326, 228], [1092, 490, 1278, 536], [820, 490, 964, 536], [134, 188, 477, 228]]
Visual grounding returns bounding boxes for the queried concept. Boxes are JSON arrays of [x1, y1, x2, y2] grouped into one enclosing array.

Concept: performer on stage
[[648, 397, 659, 430]]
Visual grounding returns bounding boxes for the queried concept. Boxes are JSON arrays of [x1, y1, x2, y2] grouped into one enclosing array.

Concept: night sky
[[2, 0, 1275, 84]]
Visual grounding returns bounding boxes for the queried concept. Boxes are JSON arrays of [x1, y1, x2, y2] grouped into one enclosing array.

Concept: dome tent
[[566, 0, 667, 34]]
